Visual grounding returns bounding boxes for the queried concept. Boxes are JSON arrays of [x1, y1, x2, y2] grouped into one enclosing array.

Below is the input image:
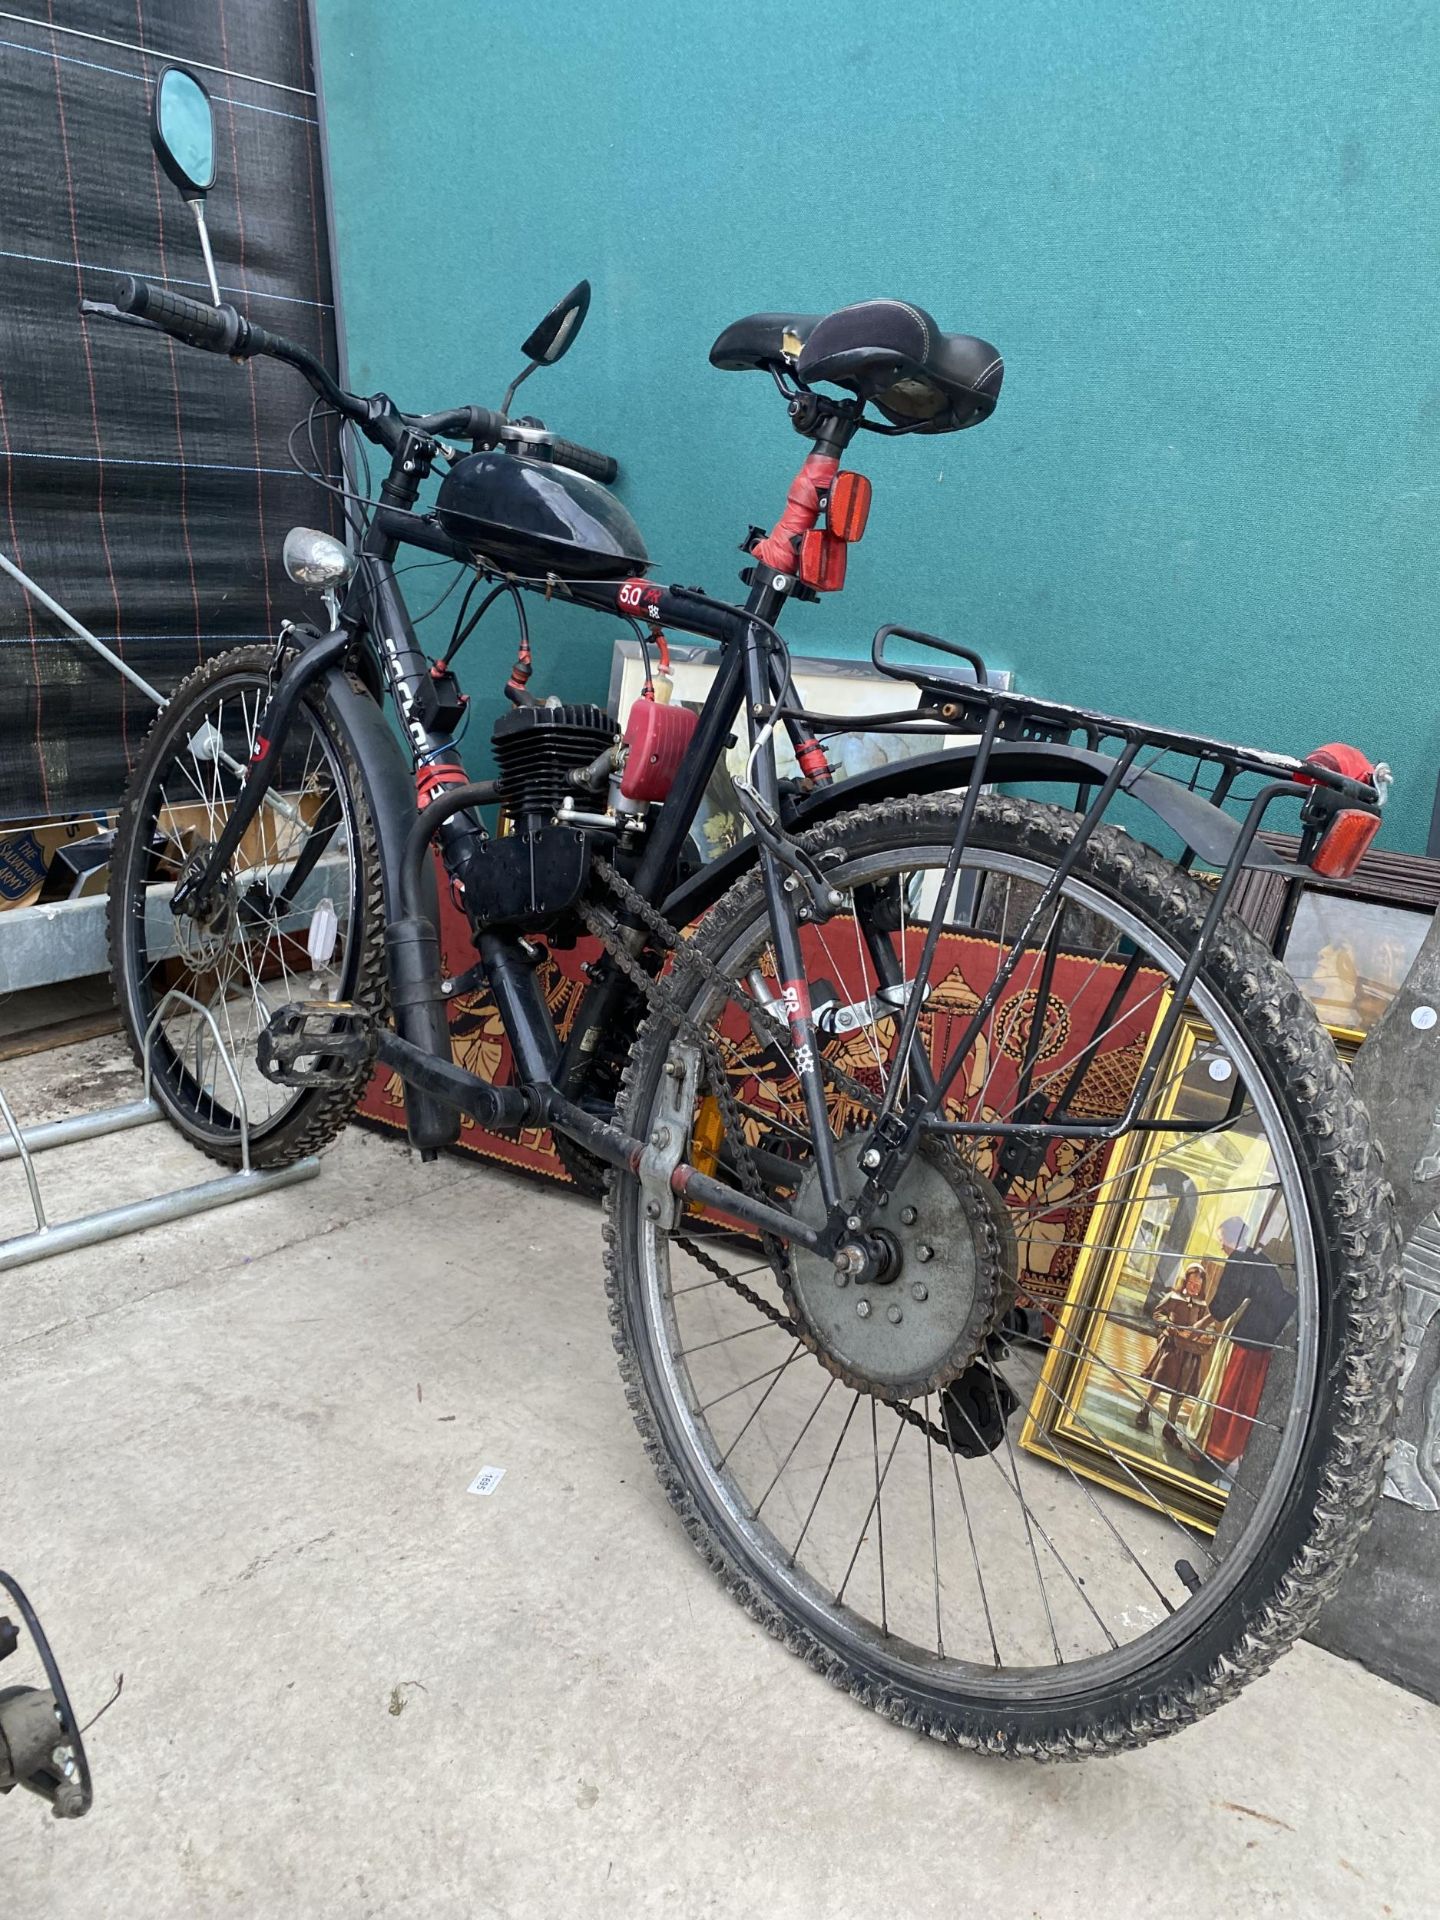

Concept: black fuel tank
[[434, 449, 648, 580]]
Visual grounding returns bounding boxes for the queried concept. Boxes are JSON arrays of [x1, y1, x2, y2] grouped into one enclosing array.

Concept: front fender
[[661, 738, 1289, 926], [321, 667, 438, 928]]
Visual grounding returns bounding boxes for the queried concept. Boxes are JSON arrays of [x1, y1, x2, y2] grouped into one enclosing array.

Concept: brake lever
[[78, 299, 167, 335]]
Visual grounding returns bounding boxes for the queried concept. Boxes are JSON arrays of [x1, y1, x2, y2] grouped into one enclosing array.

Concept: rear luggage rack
[[770, 623, 1384, 1046], [867, 624, 1376, 795]]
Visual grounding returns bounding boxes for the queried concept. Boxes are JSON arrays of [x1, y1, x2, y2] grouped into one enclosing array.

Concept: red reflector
[[1300, 741, 1375, 784], [798, 528, 847, 592], [619, 698, 698, 803], [1311, 807, 1381, 878], [827, 470, 872, 542]]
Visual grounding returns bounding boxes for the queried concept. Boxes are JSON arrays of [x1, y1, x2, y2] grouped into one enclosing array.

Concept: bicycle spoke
[[942, 1409, 1002, 1665], [715, 1341, 803, 1470], [834, 1401, 903, 1615], [1003, 1321, 1284, 1435], [1020, 1352, 1217, 1569], [754, 1375, 836, 1519], [925, 1390, 944, 1655], [677, 1320, 788, 1359], [788, 1392, 861, 1567]]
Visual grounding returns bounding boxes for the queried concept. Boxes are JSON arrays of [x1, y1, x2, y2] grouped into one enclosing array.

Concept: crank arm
[[376, 1030, 535, 1132]]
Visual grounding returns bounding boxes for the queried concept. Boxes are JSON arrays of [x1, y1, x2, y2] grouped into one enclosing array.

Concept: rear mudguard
[[661, 738, 1291, 927]]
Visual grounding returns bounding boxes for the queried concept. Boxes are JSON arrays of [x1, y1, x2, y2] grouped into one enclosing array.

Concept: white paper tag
[[467, 1466, 505, 1498], [307, 896, 339, 970]]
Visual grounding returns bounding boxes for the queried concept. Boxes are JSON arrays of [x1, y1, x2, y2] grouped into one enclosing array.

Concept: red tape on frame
[[752, 453, 839, 574]]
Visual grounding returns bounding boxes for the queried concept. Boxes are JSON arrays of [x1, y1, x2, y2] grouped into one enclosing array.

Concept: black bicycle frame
[[269, 427, 845, 1252], [186, 401, 1380, 1267]]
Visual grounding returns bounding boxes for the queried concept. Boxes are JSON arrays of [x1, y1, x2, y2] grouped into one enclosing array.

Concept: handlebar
[[538, 434, 618, 485], [97, 274, 620, 483], [409, 404, 507, 445], [112, 275, 239, 351]]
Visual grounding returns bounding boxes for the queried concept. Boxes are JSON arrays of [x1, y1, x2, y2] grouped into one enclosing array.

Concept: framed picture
[[607, 638, 1011, 863], [1020, 1004, 1357, 1531], [1230, 835, 1440, 1039]]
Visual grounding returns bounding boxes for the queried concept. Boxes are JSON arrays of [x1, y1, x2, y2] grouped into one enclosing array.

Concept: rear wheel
[[604, 794, 1401, 1756], [108, 645, 385, 1169]]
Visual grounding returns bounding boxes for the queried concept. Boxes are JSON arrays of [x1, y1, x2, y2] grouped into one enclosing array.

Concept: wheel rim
[[119, 673, 364, 1140], [627, 838, 1321, 1704]]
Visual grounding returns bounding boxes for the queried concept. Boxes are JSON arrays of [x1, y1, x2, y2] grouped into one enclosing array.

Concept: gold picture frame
[[1019, 1005, 1357, 1532]]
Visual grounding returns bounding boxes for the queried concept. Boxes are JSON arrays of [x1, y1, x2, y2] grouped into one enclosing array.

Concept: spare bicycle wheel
[[603, 793, 1401, 1757]]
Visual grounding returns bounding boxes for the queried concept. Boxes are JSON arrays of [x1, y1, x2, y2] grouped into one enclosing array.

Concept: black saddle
[[709, 298, 1002, 434]]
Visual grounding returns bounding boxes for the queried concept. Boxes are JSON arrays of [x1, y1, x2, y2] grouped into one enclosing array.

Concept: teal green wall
[[314, 0, 1439, 851]]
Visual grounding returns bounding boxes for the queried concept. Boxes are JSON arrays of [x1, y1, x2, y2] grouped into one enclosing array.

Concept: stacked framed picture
[[1019, 832, 1440, 1530]]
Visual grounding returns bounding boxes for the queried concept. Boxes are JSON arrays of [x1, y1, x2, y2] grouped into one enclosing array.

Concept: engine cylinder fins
[[491, 702, 618, 824]]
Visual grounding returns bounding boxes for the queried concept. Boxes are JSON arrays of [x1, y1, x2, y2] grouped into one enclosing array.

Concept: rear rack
[[791, 622, 1390, 1144], [768, 620, 1385, 1155], [867, 624, 1374, 800]]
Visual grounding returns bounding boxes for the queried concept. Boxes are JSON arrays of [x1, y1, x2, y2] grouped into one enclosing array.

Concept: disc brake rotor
[[170, 844, 238, 969], [787, 1135, 1017, 1400]]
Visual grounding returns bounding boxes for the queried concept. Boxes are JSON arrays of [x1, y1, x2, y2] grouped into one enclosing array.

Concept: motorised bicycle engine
[[492, 703, 618, 828], [459, 703, 619, 938]]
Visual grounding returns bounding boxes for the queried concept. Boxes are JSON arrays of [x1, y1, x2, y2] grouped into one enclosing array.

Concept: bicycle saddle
[[709, 298, 1003, 434]]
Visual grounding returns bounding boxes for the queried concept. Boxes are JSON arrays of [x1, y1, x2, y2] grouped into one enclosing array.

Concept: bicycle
[[91, 74, 1401, 1759]]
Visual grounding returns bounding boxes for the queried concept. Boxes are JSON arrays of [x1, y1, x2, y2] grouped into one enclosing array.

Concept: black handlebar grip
[[459, 406, 506, 446], [113, 275, 239, 353], [545, 436, 619, 485]]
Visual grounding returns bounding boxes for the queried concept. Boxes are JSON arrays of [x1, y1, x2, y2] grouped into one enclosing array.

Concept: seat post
[[750, 399, 860, 578], [788, 392, 860, 458]]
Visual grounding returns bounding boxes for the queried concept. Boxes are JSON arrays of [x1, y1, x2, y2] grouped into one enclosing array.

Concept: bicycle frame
[[184, 405, 1385, 1269]]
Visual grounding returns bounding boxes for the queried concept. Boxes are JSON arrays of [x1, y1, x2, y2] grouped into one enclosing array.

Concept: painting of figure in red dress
[[1021, 1015, 1307, 1531]]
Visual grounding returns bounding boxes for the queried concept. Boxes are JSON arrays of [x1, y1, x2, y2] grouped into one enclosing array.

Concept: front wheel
[[604, 794, 1401, 1757], [107, 644, 386, 1169]]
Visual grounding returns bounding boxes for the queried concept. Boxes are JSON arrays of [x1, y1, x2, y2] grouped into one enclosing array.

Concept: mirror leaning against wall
[[150, 64, 221, 303]]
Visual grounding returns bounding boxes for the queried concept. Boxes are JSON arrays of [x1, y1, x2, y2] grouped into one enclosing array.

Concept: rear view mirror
[[151, 65, 222, 304], [152, 65, 216, 199], [500, 281, 593, 416], [521, 280, 592, 366]]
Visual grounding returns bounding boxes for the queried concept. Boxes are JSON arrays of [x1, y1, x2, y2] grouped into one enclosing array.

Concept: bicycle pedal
[[257, 1000, 375, 1089]]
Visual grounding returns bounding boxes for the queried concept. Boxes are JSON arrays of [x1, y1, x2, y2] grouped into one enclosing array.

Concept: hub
[[787, 1135, 1016, 1400], [170, 843, 236, 967]]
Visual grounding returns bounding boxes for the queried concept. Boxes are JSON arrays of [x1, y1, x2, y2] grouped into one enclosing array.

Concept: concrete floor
[[3, 1034, 1438, 1919]]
